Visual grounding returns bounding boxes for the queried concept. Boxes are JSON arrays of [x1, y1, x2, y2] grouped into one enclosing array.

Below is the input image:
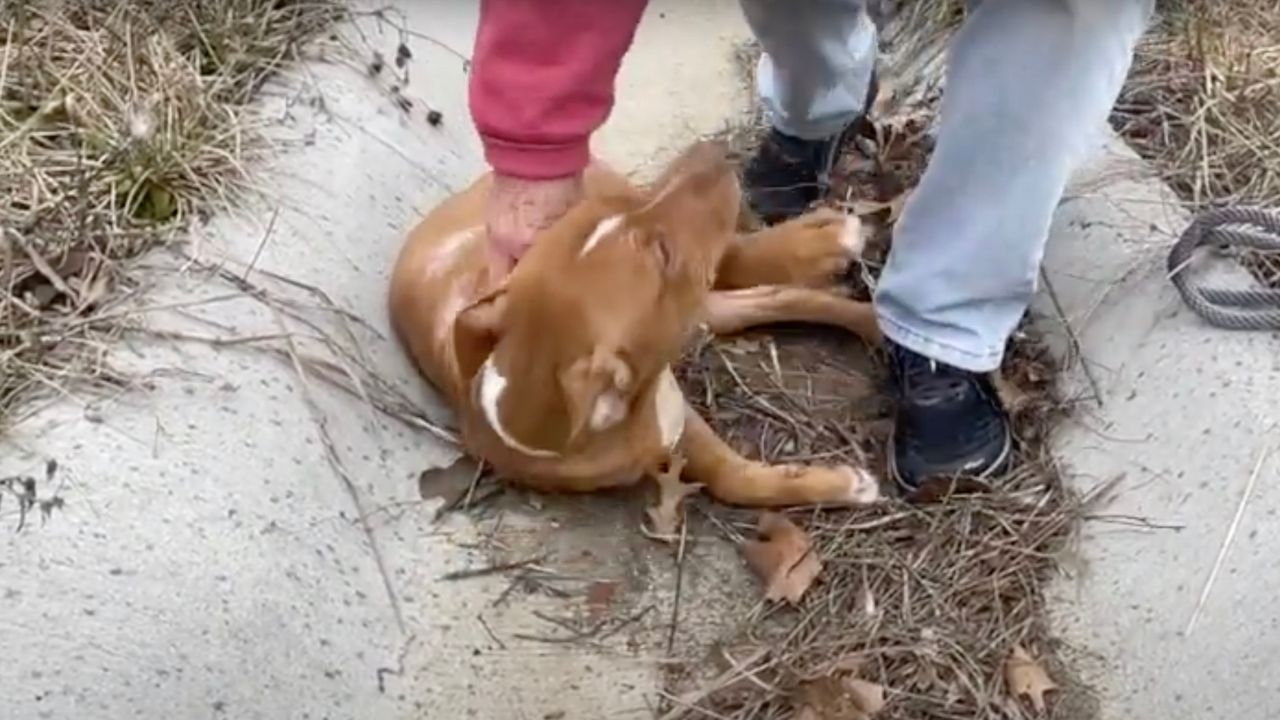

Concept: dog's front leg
[[676, 403, 880, 508], [717, 208, 864, 290], [704, 285, 882, 346]]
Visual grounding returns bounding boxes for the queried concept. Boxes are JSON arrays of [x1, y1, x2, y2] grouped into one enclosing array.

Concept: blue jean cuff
[[876, 309, 1004, 373]]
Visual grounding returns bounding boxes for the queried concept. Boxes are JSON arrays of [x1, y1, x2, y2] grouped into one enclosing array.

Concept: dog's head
[[454, 141, 739, 457]]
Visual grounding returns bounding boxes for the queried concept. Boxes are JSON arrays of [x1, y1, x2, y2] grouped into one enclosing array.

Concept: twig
[[656, 647, 772, 720], [1185, 441, 1273, 636], [515, 604, 653, 645], [439, 555, 547, 582], [1038, 267, 1104, 407], [666, 517, 690, 655], [241, 205, 280, 280], [461, 460, 488, 510], [490, 567, 531, 608], [476, 613, 507, 650], [271, 307, 405, 634]]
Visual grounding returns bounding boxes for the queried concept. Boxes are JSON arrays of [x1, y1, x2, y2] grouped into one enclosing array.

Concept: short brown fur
[[388, 141, 883, 507]]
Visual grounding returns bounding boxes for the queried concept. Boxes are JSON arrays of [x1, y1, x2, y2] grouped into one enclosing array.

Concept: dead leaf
[[418, 457, 482, 517], [847, 193, 908, 224], [743, 512, 822, 604], [792, 707, 821, 720], [721, 337, 762, 355], [585, 580, 620, 619], [869, 76, 897, 118], [1005, 645, 1058, 714], [791, 671, 887, 719], [643, 454, 701, 541], [843, 678, 885, 715], [990, 370, 1030, 414]]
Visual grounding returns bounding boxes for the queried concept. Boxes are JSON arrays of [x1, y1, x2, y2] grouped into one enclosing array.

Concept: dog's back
[[388, 176, 494, 407], [389, 143, 739, 491]]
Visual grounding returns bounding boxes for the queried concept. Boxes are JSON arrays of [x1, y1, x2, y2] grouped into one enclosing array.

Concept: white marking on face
[[837, 215, 865, 256], [579, 215, 624, 257], [654, 366, 685, 450], [478, 356, 559, 458]]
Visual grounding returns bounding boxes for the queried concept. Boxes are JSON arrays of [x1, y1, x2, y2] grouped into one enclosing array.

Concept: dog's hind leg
[[677, 405, 881, 507], [704, 285, 882, 346]]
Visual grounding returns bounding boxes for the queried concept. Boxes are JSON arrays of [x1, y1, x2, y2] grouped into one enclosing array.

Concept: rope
[[1167, 206, 1280, 330]]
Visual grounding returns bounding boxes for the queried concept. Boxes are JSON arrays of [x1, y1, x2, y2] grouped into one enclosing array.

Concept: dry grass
[[1111, 0, 1280, 286], [661, 80, 1097, 714], [669, 290, 1089, 720], [0, 0, 346, 432]]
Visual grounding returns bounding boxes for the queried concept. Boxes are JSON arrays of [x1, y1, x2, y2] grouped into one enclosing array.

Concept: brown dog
[[388, 141, 883, 508]]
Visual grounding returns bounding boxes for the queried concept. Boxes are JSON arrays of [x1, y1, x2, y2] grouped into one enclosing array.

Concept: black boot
[[886, 341, 1013, 494], [742, 74, 879, 224]]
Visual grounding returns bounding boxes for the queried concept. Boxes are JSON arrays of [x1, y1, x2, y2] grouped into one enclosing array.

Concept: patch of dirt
[[652, 100, 1090, 719], [427, 53, 1088, 719], [436, 480, 762, 668]]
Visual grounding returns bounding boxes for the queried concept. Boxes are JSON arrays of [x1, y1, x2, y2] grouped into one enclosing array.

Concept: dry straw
[[0, 0, 345, 432], [1112, 0, 1280, 286], [667, 73, 1098, 715]]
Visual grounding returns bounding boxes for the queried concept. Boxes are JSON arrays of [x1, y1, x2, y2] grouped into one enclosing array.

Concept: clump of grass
[[0, 0, 346, 431], [1111, 0, 1280, 286]]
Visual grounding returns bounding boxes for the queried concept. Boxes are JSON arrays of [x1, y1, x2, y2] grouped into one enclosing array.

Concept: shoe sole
[[887, 422, 1015, 498]]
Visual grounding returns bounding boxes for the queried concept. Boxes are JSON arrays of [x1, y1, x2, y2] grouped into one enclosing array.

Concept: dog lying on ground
[[388, 140, 885, 509]]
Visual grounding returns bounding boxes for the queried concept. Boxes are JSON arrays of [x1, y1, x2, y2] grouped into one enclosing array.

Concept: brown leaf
[[989, 369, 1032, 414], [847, 193, 908, 224], [1005, 645, 1059, 714], [792, 707, 821, 720], [418, 456, 481, 517], [585, 580, 620, 619], [721, 337, 762, 354], [843, 678, 885, 715], [643, 454, 701, 542], [791, 672, 887, 719], [743, 512, 822, 604]]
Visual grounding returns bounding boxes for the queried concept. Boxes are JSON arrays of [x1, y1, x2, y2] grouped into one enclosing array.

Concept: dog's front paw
[[774, 210, 866, 287], [837, 464, 882, 505]]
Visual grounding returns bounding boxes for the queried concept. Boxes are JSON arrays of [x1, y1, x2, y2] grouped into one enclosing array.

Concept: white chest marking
[[478, 356, 559, 458], [654, 366, 685, 450], [579, 215, 623, 257]]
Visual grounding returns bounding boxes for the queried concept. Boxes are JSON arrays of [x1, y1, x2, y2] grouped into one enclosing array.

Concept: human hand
[[485, 173, 584, 283]]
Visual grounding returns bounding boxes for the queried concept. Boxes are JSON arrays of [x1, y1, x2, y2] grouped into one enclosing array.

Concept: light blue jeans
[[738, 0, 1155, 372]]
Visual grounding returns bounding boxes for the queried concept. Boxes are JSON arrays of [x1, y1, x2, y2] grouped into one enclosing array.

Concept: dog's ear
[[633, 141, 737, 276], [557, 346, 634, 446], [453, 288, 508, 380]]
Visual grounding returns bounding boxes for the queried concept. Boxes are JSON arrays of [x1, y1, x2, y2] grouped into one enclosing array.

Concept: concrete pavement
[[2, 2, 1277, 719]]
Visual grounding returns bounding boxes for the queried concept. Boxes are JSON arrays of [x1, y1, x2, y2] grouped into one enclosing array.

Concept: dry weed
[[0, 0, 346, 432], [1112, 0, 1280, 286]]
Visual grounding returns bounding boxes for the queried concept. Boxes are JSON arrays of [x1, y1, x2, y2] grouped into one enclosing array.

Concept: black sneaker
[[743, 75, 879, 224], [742, 129, 847, 224], [886, 341, 1013, 495]]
